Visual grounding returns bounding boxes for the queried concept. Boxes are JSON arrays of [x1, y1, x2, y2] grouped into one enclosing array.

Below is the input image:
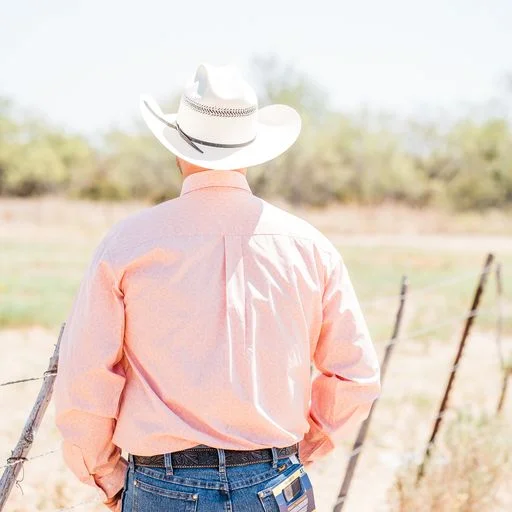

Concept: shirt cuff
[[299, 415, 335, 463], [94, 456, 129, 502]]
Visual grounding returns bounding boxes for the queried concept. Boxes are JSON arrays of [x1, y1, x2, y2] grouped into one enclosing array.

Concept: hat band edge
[[180, 125, 256, 150], [144, 99, 256, 153]]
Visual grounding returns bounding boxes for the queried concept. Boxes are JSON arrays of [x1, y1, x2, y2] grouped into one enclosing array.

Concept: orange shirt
[[53, 170, 380, 503]]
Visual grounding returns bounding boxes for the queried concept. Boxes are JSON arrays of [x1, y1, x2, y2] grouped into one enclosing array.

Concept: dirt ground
[[1, 327, 510, 512]]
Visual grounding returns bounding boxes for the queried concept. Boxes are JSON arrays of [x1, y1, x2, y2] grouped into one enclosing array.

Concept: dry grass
[[389, 414, 512, 512], [2, 330, 510, 511], [2, 197, 512, 237], [289, 202, 512, 236]]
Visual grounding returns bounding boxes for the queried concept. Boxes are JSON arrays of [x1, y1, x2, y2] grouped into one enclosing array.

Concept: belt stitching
[[136, 458, 277, 469], [133, 448, 296, 468], [133, 445, 296, 458]]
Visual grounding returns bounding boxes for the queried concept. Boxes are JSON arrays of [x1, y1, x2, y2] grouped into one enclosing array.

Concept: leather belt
[[131, 443, 299, 469]]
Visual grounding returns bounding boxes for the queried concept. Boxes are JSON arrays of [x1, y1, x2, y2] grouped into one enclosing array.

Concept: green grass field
[[343, 246, 511, 342]]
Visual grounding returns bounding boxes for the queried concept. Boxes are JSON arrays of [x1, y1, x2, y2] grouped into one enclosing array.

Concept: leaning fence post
[[494, 262, 504, 370], [417, 253, 494, 481], [498, 366, 512, 414], [332, 276, 408, 512], [495, 263, 511, 414], [0, 323, 65, 511]]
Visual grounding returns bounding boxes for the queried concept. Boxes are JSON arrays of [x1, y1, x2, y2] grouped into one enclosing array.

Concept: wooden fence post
[[495, 263, 511, 414], [497, 367, 512, 414], [0, 323, 65, 511], [332, 276, 408, 512], [417, 254, 494, 481]]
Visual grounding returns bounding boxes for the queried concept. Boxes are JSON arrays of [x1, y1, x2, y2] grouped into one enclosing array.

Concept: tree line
[[1, 57, 511, 210]]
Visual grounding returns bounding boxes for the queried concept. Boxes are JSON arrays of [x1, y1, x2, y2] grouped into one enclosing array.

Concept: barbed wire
[[0, 370, 58, 388], [0, 448, 61, 470], [360, 266, 494, 310], [310, 309, 496, 383], [374, 307, 496, 346], [1, 307, 504, 391], [54, 498, 101, 511], [0, 265, 501, 390]]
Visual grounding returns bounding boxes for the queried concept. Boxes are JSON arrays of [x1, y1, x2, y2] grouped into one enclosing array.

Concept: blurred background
[[1, 1, 511, 511]]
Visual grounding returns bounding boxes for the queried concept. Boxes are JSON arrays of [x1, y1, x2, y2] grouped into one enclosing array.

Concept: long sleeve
[[299, 253, 381, 463], [53, 234, 128, 503]]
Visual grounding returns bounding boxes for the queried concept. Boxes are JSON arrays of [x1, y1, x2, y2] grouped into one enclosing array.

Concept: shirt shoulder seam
[[105, 231, 339, 263]]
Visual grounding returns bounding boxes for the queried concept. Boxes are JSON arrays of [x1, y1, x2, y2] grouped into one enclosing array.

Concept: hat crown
[[185, 64, 258, 110], [176, 64, 259, 146]]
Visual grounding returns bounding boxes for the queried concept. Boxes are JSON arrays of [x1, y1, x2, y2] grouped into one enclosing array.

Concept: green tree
[[0, 99, 95, 196]]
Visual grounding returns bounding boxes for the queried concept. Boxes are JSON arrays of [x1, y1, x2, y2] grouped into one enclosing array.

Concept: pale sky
[[1, 0, 511, 134]]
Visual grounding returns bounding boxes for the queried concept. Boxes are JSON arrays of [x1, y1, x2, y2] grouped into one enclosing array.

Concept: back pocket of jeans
[[258, 490, 280, 512], [257, 463, 312, 512], [133, 478, 198, 512]]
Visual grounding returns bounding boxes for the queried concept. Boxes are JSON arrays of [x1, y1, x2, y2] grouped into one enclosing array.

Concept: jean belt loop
[[271, 447, 279, 469], [217, 448, 227, 479], [128, 453, 135, 471], [164, 452, 174, 476]]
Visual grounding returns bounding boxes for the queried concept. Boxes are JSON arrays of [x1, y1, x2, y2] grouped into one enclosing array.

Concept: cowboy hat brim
[[140, 95, 301, 170]]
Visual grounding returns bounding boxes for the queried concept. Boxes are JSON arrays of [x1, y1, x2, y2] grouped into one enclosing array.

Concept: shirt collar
[[180, 170, 252, 196]]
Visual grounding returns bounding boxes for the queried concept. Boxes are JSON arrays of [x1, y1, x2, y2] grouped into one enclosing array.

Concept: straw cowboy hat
[[140, 63, 302, 170]]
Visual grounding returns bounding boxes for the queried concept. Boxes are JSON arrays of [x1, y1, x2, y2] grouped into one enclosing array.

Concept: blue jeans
[[120, 447, 312, 511]]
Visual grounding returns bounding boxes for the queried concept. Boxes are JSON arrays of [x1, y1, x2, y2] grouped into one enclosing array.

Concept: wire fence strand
[[2, 308, 503, 391], [54, 498, 101, 511], [0, 371, 58, 388], [0, 266, 502, 390], [360, 267, 494, 309], [0, 448, 61, 470], [375, 307, 497, 345]]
